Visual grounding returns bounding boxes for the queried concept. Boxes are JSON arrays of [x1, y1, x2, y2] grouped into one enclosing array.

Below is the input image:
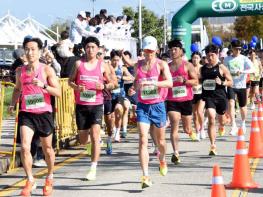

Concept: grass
[[2, 87, 14, 119]]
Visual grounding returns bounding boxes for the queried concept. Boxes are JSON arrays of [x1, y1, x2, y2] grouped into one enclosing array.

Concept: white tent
[[0, 12, 58, 49]]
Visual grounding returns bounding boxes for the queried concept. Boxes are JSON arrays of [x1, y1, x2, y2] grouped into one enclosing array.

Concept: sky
[[0, 0, 188, 27]]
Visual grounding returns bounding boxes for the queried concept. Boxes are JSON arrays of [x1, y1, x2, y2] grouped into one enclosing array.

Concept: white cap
[[220, 48, 229, 58], [142, 36, 158, 51], [78, 11, 86, 19]]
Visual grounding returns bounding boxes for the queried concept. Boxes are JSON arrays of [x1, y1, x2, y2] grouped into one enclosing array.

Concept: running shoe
[[171, 154, 181, 164], [86, 143, 91, 156], [218, 127, 225, 137], [106, 141, 112, 155], [200, 129, 206, 139], [43, 178, 53, 196], [120, 132, 127, 138], [251, 103, 256, 110], [189, 132, 197, 141], [141, 176, 152, 189], [33, 158, 47, 168], [20, 180, 37, 196], [209, 145, 217, 156], [159, 161, 168, 176], [85, 169, 96, 181], [230, 126, 238, 136]]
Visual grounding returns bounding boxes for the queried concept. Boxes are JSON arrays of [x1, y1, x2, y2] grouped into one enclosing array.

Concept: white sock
[[28, 175, 34, 182], [91, 162, 97, 170], [47, 174, 54, 180], [123, 126, 127, 133], [143, 169, 149, 177]]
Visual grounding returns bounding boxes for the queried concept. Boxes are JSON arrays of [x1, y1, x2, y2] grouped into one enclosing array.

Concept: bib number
[[172, 86, 187, 98], [203, 80, 216, 91], [193, 85, 202, 94], [80, 90, 96, 102], [141, 85, 159, 100], [25, 94, 45, 110]]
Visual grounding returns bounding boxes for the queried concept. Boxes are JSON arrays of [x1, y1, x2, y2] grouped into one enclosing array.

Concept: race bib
[[203, 80, 216, 91], [172, 86, 187, 98], [25, 94, 45, 110], [141, 85, 159, 100], [193, 85, 202, 94], [80, 90, 96, 102]]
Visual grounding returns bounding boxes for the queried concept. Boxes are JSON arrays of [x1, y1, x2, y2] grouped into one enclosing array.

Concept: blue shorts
[[136, 102, 166, 128]]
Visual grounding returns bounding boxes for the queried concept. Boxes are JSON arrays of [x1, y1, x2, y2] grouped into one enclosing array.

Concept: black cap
[[231, 39, 242, 49]]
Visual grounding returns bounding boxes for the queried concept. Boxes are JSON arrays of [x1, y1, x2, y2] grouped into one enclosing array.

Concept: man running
[[166, 39, 198, 164], [201, 44, 232, 155], [9, 37, 61, 196], [134, 36, 172, 188], [224, 39, 253, 135], [68, 36, 112, 181]]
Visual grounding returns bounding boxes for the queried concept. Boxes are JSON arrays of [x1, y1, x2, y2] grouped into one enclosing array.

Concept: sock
[[143, 169, 149, 177], [28, 175, 34, 182], [107, 136, 111, 143], [122, 126, 127, 133], [174, 150, 179, 156], [91, 162, 97, 170], [47, 174, 54, 180], [115, 128, 120, 137]]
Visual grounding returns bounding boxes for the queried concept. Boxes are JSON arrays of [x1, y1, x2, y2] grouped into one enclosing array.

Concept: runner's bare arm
[[68, 60, 81, 90], [10, 68, 22, 107], [157, 61, 173, 88], [45, 66, 61, 97], [220, 64, 233, 87], [133, 63, 139, 90], [122, 67, 134, 81], [185, 62, 198, 86], [121, 51, 135, 67], [103, 62, 118, 90]]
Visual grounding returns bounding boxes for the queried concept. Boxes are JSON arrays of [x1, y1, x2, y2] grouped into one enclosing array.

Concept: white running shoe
[[251, 103, 256, 110], [230, 126, 238, 136], [200, 129, 206, 139], [33, 159, 47, 167], [196, 133, 201, 141]]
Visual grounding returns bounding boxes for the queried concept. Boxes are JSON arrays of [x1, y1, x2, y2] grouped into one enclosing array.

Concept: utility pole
[[163, 0, 167, 51], [139, 0, 142, 49]]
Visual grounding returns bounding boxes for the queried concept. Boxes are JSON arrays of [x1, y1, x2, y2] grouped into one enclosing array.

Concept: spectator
[[56, 31, 74, 58], [11, 48, 27, 82]]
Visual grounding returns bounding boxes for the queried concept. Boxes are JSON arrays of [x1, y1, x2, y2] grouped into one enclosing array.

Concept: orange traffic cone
[[211, 164, 226, 197], [248, 111, 263, 157], [226, 128, 259, 189], [257, 103, 263, 141]]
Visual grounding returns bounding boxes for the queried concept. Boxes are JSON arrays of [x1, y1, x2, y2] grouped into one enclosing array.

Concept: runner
[[134, 36, 172, 188], [68, 36, 112, 181], [224, 39, 254, 135], [248, 48, 262, 109], [201, 44, 232, 155], [9, 37, 61, 196], [110, 50, 134, 142], [191, 51, 206, 141], [166, 39, 198, 164]]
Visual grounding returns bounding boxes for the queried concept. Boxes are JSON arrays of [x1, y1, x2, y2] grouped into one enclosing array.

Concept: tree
[[234, 16, 263, 42], [48, 19, 71, 41], [122, 6, 165, 49]]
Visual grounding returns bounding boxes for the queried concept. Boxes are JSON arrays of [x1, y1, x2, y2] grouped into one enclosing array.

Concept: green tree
[[234, 16, 263, 42], [122, 6, 165, 48], [48, 19, 71, 41]]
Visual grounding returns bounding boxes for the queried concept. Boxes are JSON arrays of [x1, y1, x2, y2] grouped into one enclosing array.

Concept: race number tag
[[172, 86, 187, 98], [141, 85, 159, 100], [25, 94, 45, 109], [80, 90, 96, 102], [203, 80, 216, 90], [193, 85, 202, 94]]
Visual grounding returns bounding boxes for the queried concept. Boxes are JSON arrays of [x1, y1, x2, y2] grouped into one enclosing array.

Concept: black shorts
[[192, 94, 202, 104], [259, 78, 263, 88], [104, 100, 112, 115], [203, 98, 228, 115], [227, 87, 247, 108], [166, 100, 193, 116], [246, 82, 251, 89], [76, 104, 103, 130], [19, 111, 54, 137], [111, 97, 125, 113], [251, 81, 260, 87]]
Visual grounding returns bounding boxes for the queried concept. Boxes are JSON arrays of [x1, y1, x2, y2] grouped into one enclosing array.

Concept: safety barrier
[[0, 82, 19, 171], [55, 78, 78, 154]]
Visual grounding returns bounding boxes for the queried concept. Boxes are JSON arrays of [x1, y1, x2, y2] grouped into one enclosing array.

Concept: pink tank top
[[20, 64, 52, 113], [167, 60, 193, 102], [137, 59, 168, 104], [74, 59, 104, 105]]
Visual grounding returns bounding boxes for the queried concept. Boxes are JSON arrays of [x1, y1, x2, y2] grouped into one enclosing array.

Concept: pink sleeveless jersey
[[74, 59, 104, 105], [167, 60, 193, 102], [136, 59, 168, 104], [20, 64, 52, 113]]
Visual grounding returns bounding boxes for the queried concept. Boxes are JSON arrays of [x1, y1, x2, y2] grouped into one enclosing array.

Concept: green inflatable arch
[[172, 0, 263, 58]]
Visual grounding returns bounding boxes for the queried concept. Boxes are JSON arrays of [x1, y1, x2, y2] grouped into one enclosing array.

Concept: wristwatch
[[43, 84, 48, 89]]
